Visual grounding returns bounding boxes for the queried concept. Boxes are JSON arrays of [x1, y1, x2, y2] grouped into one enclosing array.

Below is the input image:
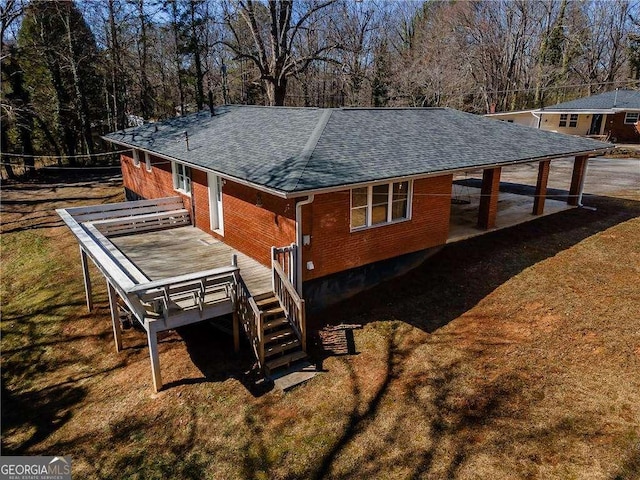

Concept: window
[[350, 180, 411, 230], [132, 149, 140, 167], [569, 114, 578, 128], [172, 162, 191, 194], [624, 112, 639, 124], [559, 114, 568, 127], [144, 152, 152, 171]]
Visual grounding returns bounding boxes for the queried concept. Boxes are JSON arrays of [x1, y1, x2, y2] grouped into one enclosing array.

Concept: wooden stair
[[258, 294, 308, 374]]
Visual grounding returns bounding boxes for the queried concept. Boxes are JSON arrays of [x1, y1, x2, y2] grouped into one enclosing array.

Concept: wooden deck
[[111, 226, 272, 297]]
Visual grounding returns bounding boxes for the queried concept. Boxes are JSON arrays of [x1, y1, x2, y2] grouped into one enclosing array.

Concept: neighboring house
[[59, 105, 611, 390], [486, 89, 640, 143]]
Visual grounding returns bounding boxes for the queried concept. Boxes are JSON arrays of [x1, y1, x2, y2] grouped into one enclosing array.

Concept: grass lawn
[[1, 171, 639, 479]]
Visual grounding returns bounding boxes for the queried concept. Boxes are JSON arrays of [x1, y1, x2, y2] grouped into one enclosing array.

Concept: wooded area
[[1, 0, 639, 176]]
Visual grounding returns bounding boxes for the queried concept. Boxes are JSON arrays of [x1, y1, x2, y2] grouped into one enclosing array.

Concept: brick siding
[[300, 175, 453, 281], [605, 112, 640, 143]]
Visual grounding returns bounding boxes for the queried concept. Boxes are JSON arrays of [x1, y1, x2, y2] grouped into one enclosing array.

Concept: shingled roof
[[103, 105, 611, 197], [540, 89, 640, 112]]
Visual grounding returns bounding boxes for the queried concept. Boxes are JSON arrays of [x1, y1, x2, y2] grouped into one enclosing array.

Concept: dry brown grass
[[1, 172, 639, 479]]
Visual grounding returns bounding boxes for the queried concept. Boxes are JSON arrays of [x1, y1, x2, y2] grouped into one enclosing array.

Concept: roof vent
[[613, 88, 619, 108]]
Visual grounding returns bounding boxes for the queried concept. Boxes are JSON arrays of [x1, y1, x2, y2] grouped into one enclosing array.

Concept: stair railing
[[271, 246, 306, 352], [235, 274, 265, 368]]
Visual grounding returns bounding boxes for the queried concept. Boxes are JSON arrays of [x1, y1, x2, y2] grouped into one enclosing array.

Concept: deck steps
[[256, 297, 279, 309], [263, 316, 289, 330], [266, 350, 308, 372], [264, 328, 295, 343], [256, 293, 308, 375], [265, 338, 300, 356]]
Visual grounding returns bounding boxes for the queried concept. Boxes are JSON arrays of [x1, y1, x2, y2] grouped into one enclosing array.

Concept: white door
[[208, 172, 224, 234]]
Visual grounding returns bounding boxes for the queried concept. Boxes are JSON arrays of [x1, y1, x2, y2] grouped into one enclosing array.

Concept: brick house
[[105, 105, 610, 310], [57, 106, 611, 390], [486, 89, 640, 143]]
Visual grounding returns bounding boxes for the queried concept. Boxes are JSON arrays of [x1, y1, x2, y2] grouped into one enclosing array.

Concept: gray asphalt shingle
[[104, 105, 612, 195], [540, 89, 640, 112]]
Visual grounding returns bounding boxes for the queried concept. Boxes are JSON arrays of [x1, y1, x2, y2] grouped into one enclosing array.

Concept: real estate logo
[[0, 456, 71, 480]]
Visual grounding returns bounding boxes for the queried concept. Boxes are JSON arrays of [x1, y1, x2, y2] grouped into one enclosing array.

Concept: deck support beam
[[80, 246, 93, 311], [533, 160, 551, 215], [147, 322, 162, 392], [568, 155, 589, 206], [233, 310, 240, 353], [477, 167, 502, 229], [107, 281, 122, 352]]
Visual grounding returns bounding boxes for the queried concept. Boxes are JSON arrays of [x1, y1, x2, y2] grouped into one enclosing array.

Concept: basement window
[[351, 180, 412, 230], [172, 162, 191, 195], [132, 149, 140, 167], [624, 112, 639, 124]]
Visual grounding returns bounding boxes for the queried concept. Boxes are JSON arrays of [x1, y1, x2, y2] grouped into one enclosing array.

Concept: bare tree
[[222, 0, 338, 106]]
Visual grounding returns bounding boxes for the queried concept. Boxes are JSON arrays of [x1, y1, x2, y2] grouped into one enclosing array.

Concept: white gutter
[[295, 195, 314, 294], [531, 111, 542, 129]]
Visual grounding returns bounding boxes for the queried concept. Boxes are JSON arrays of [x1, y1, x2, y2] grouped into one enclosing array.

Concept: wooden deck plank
[[111, 226, 273, 297]]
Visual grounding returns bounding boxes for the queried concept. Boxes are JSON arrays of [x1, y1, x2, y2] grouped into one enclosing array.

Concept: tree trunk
[[108, 0, 126, 130], [171, 1, 185, 115], [64, 7, 94, 157], [137, 0, 153, 118], [265, 79, 288, 106], [189, 0, 204, 111]]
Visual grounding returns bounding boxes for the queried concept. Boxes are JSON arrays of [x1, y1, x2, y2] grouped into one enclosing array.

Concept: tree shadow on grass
[[312, 194, 640, 335], [1, 376, 88, 454]]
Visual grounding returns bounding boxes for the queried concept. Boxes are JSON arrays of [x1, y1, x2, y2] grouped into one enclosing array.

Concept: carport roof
[[103, 105, 612, 197]]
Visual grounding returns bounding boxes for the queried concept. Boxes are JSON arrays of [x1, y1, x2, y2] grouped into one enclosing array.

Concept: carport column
[[477, 167, 502, 229], [532, 160, 551, 215], [568, 155, 589, 206], [80, 246, 93, 312]]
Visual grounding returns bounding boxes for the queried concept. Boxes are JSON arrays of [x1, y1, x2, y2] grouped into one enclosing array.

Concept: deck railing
[[271, 247, 306, 352], [235, 275, 265, 368], [129, 266, 238, 323], [272, 243, 297, 289]]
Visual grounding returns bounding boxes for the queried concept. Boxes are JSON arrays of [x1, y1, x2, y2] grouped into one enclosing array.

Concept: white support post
[[107, 281, 123, 352], [80, 246, 93, 311], [271, 246, 277, 294], [146, 322, 162, 392], [231, 253, 239, 353], [290, 242, 297, 287]]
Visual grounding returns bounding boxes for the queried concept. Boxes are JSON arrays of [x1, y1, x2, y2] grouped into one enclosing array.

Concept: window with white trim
[[624, 112, 639, 124], [172, 162, 191, 194], [558, 114, 568, 127], [569, 113, 578, 128], [351, 180, 411, 230], [132, 149, 140, 167], [144, 152, 152, 171]]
